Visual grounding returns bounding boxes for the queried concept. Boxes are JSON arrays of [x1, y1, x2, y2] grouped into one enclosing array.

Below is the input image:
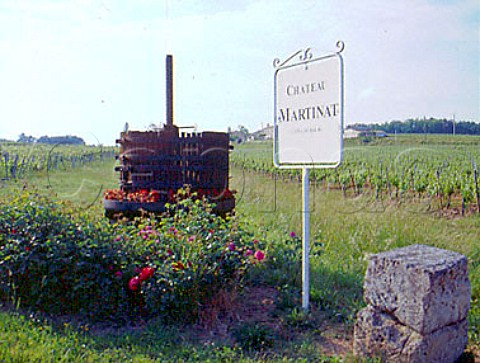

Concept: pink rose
[[254, 250, 265, 261], [128, 276, 141, 291]]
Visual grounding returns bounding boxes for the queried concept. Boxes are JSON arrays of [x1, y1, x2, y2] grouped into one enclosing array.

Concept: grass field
[[0, 136, 478, 361]]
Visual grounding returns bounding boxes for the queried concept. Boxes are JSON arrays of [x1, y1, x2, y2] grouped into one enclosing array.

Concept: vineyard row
[[231, 145, 480, 215], [0, 148, 115, 181]]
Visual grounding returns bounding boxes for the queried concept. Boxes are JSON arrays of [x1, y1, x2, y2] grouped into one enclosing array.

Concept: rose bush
[[0, 192, 131, 318], [0, 190, 265, 323]]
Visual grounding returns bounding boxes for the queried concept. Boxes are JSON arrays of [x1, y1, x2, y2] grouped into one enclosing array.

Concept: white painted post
[[302, 167, 310, 311]]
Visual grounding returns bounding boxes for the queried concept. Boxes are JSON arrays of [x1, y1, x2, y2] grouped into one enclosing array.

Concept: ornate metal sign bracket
[[273, 48, 312, 68], [273, 40, 345, 69], [335, 40, 345, 54]]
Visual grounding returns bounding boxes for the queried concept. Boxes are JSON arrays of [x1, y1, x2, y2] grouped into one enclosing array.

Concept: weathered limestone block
[[363, 244, 470, 335], [354, 306, 468, 363]]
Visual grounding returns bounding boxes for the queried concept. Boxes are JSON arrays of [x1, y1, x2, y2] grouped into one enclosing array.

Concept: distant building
[[343, 128, 361, 139], [228, 130, 248, 143], [373, 130, 388, 138], [344, 125, 388, 139], [250, 124, 273, 140]]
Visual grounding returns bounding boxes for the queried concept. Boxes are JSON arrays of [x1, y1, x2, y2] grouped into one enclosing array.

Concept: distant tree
[[17, 133, 36, 143], [229, 126, 250, 143], [368, 118, 480, 135], [238, 125, 249, 136], [36, 135, 85, 145]]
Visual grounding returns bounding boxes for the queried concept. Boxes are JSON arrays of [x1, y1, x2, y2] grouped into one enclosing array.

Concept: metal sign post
[[273, 42, 345, 311], [302, 167, 310, 310]]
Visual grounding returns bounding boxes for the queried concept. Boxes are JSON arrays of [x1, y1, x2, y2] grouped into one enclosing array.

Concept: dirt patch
[[189, 285, 353, 356]]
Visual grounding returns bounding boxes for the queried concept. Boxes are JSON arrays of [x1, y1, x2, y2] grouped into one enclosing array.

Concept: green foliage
[[232, 137, 480, 214], [0, 192, 130, 317], [0, 141, 115, 180], [0, 190, 265, 323], [36, 135, 86, 145], [284, 307, 315, 328], [468, 243, 480, 348], [369, 118, 480, 135], [133, 193, 265, 322], [232, 323, 275, 351]]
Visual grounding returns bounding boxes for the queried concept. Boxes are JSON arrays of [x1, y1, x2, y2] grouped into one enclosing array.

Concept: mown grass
[[0, 309, 237, 362], [0, 307, 364, 362], [0, 159, 117, 212]]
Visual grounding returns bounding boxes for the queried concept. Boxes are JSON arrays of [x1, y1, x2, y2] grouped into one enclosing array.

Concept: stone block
[[354, 306, 468, 363], [363, 244, 470, 334]]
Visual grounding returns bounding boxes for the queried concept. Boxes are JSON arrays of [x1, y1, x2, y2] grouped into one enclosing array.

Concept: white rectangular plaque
[[274, 53, 343, 168]]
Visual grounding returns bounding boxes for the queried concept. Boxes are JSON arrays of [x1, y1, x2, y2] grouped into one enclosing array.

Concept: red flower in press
[[139, 267, 154, 281], [128, 276, 141, 291], [244, 249, 253, 256], [227, 243, 235, 251], [289, 231, 296, 238], [114, 271, 122, 279], [171, 261, 185, 271], [254, 250, 265, 261]]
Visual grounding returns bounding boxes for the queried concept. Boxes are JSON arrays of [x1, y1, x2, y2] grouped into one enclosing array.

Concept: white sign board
[[274, 53, 343, 168]]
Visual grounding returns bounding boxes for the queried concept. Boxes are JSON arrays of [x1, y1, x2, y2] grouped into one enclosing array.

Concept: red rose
[[139, 267, 154, 281]]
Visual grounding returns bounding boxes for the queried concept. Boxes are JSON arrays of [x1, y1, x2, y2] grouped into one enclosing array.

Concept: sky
[[0, 0, 478, 145]]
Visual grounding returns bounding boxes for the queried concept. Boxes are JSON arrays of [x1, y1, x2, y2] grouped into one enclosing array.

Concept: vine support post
[[3, 152, 9, 180], [474, 167, 480, 213]]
